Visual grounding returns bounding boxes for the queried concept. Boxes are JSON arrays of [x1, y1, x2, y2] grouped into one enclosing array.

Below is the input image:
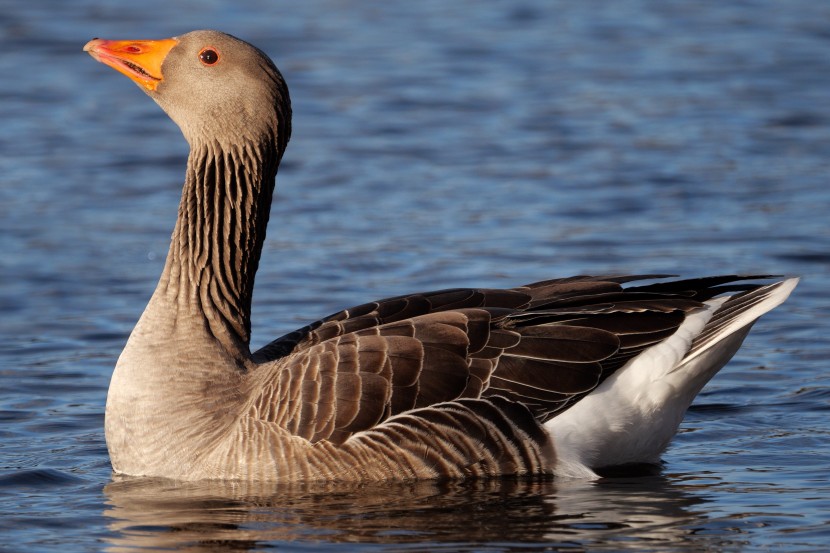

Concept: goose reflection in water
[[102, 475, 737, 551]]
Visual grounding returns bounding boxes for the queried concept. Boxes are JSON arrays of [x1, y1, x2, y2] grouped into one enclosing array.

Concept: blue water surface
[[1, 1, 828, 551]]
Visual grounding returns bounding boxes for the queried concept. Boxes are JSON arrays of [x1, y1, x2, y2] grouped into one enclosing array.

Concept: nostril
[[124, 45, 141, 53]]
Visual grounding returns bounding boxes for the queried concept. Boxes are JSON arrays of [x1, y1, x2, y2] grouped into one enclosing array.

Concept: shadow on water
[[102, 475, 730, 552]]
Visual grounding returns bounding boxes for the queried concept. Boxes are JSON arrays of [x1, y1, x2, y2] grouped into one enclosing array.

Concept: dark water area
[[1, 1, 829, 551]]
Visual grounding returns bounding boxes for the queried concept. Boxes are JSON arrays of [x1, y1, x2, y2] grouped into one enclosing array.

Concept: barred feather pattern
[[228, 274, 794, 481], [214, 396, 554, 481]]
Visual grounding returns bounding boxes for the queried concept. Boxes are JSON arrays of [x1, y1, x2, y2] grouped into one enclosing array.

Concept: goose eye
[[199, 48, 220, 66]]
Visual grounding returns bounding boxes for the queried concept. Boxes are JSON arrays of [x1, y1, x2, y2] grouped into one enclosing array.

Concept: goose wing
[[248, 275, 773, 443], [249, 287, 532, 443]]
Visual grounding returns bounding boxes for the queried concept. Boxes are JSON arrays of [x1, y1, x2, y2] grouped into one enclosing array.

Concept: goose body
[[85, 30, 797, 482]]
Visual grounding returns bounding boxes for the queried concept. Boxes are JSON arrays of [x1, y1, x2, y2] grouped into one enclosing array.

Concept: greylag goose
[[84, 30, 798, 482]]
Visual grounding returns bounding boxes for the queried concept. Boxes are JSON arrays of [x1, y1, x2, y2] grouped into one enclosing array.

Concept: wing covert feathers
[[246, 275, 795, 479]]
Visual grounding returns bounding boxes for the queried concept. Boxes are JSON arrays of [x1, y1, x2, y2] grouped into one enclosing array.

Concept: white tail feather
[[547, 277, 798, 479]]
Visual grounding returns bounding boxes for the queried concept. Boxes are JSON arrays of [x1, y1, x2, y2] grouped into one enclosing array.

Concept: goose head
[[84, 30, 291, 150]]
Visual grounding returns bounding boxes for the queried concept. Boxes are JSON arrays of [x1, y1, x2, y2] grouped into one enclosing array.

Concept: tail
[[545, 277, 798, 479]]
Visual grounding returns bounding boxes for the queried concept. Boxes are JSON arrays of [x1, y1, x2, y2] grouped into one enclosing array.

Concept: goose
[[84, 30, 798, 482]]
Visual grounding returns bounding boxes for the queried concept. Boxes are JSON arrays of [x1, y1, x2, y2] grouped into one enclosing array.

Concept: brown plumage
[[85, 30, 797, 482]]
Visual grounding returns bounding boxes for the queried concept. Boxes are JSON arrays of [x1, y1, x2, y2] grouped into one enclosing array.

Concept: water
[[1, 1, 828, 551]]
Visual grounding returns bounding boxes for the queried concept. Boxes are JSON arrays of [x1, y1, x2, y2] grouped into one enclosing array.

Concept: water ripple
[[1, 1, 828, 551]]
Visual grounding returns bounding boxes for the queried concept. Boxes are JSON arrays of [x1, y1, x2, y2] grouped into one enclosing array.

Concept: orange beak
[[84, 37, 179, 91]]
